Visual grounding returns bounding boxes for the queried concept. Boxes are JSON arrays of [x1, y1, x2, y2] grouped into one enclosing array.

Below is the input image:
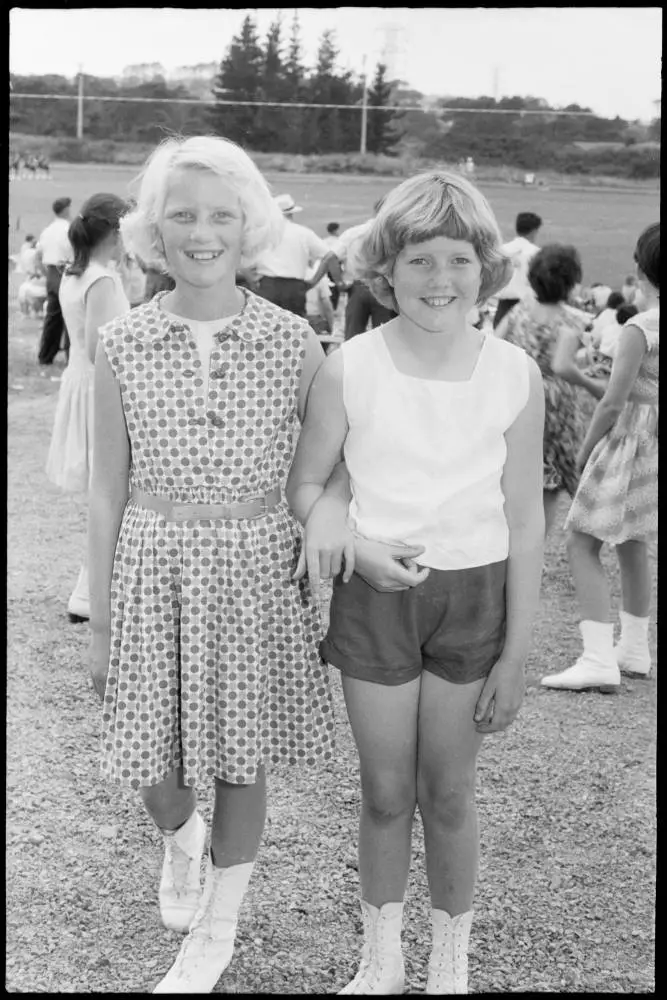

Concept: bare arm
[[88, 341, 130, 697], [475, 357, 545, 732], [307, 251, 342, 289], [577, 324, 647, 470], [552, 323, 608, 400], [84, 277, 125, 365], [290, 348, 348, 524]]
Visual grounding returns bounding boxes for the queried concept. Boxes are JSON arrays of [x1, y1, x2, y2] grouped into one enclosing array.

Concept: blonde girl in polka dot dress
[[88, 136, 342, 994]]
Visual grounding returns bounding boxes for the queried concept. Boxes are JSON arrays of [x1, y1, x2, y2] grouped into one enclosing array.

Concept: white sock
[[164, 810, 202, 856], [618, 609, 650, 649], [579, 620, 615, 667]]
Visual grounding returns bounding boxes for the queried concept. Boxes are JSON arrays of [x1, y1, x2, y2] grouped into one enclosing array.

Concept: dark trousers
[[492, 297, 520, 330], [257, 276, 308, 318], [38, 265, 69, 364], [344, 281, 396, 340]]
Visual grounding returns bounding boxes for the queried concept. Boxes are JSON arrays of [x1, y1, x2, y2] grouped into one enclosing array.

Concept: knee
[[417, 771, 477, 832], [361, 773, 416, 826]]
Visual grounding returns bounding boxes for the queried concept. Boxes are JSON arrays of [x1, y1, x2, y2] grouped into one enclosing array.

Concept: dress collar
[[132, 288, 282, 345]]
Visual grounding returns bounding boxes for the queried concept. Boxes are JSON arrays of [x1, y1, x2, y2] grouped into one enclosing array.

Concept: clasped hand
[[293, 497, 430, 595]]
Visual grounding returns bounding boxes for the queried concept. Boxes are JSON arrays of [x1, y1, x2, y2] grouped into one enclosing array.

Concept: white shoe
[[67, 565, 89, 622], [615, 645, 652, 677], [541, 656, 620, 693], [425, 909, 473, 995], [338, 899, 405, 995], [159, 811, 207, 932], [153, 858, 253, 994]]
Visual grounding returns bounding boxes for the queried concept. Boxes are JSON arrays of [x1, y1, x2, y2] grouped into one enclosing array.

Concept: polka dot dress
[[98, 291, 335, 789]]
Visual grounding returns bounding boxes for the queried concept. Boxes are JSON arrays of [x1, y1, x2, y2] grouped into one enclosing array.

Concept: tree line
[[9, 11, 660, 177]]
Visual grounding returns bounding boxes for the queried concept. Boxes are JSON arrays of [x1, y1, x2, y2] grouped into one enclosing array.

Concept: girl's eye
[[454, 257, 472, 265], [214, 212, 233, 222], [171, 211, 193, 221], [410, 257, 429, 265]]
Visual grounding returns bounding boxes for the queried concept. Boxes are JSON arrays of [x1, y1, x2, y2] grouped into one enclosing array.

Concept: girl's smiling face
[[389, 235, 483, 332], [159, 168, 245, 288]]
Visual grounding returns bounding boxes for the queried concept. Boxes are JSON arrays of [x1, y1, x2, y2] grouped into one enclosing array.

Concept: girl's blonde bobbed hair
[[120, 134, 285, 271], [359, 171, 512, 309]]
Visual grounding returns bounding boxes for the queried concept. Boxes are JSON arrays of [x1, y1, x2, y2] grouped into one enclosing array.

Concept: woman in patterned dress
[[542, 223, 659, 692], [496, 244, 609, 535], [88, 136, 343, 994]]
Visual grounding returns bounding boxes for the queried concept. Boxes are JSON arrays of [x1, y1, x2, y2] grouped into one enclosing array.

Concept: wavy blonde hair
[[359, 171, 512, 309], [120, 135, 285, 271]]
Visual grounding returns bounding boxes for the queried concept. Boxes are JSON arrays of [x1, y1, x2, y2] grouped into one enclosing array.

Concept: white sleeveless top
[[341, 328, 531, 570]]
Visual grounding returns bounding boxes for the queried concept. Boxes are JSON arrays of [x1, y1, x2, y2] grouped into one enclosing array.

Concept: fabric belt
[[130, 485, 282, 522]]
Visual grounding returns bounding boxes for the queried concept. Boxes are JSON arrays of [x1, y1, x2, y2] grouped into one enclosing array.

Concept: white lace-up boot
[[153, 856, 254, 993], [615, 610, 652, 676], [541, 621, 620, 692], [159, 810, 207, 932], [425, 909, 473, 994], [338, 899, 405, 995]]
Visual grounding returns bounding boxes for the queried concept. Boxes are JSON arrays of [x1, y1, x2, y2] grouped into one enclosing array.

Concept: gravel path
[[7, 315, 656, 994]]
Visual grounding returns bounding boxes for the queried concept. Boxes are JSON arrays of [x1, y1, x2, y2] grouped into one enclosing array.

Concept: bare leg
[[616, 539, 652, 617], [417, 673, 486, 915], [342, 675, 421, 907], [566, 530, 611, 622], [543, 489, 562, 538], [140, 767, 197, 831], [209, 765, 267, 867]]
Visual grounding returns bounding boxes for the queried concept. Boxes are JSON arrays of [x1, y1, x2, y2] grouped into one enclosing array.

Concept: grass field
[[8, 163, 660, 290], [6, 162, 657, 993]]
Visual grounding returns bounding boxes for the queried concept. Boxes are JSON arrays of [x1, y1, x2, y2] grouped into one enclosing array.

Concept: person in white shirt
[[287, 170, 544, 996], [35, 196, 74, 364], [586, 290, 625, 344], [16, 233, 39, 276], [253, 193, 342, 317], [493, 211, 542, 329], [332, 199, 397, 339]]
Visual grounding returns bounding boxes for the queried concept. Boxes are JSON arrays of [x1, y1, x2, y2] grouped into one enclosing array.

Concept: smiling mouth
[[184, 250, 223, 261], [422, 296, 455, 307]]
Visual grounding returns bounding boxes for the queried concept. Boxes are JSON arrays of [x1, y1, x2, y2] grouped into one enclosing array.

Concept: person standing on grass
[[35, 196, 75, 365], [253, 193, 343, 318], [541, 222, 659, 692], [45, 192, 130, 623], [496, 244, 609, 537], [87, 135, 346, 995], [287, 170, 545, 995], [493, 211, 542, 330]]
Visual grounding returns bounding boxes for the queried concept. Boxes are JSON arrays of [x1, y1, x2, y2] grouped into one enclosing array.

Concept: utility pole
[[360, 54, 368, 155], [76, 65, 84, 139]]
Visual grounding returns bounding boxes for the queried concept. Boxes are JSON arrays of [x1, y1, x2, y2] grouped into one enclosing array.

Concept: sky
[[9, 6, 663, 122]]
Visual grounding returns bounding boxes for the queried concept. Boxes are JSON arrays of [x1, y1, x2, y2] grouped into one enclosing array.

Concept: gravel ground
[[6, 307, 656, 994]]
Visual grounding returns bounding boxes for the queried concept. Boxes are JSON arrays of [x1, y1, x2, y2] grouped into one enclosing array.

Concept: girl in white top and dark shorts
[[287, 171, 545, 995]]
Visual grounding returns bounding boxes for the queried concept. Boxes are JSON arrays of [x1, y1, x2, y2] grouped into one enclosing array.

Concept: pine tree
[[307, 29, 340, 153], [255, 15, 287, 150], [366, 63, 396, 155], [282, 10, 307, 152], [208, 14, 264, 147]]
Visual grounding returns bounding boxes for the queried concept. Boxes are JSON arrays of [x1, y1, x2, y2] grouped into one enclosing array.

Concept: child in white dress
[[287, 171, 545, 994], [45, 192, 130, 621]]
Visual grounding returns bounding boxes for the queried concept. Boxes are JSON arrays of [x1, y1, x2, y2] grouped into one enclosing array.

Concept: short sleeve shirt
[[254, 222, 329, 280]]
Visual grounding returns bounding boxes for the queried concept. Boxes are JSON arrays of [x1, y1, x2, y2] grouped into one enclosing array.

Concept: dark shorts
[[320, 561, 507, 686]]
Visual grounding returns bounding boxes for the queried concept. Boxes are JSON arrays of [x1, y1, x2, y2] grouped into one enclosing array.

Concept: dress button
[[182, 369, 196, 377], [210, 414, 225, 428], [210, 368, 226, 379]]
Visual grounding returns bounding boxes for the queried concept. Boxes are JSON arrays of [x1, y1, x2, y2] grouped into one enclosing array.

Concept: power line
[[9, 92, 601, 117]]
